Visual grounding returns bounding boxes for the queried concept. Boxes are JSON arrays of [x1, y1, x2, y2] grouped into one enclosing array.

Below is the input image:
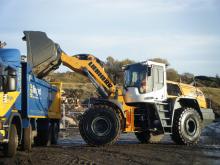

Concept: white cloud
[[56, 33, 220, 54], [79, 0, 219, 13]]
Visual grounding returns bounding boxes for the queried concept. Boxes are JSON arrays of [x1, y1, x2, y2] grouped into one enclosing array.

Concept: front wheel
[[171, 108, 202, 145], [79, 105, 120, 146], [4, 124, 18, 157]]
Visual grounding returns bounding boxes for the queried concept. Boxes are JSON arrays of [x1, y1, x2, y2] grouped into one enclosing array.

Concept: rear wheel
[[171, 108, 202, 145], [135, 131, 164, 143], [22, 125, 33, 151], [34, 126, 51, 146], [79, 105, 120, 146], [4, 124, 18, 157], [51, 122, 59, 145]]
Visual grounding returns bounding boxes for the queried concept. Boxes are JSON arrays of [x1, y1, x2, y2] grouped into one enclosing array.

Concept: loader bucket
[[23, 31, 61, 78]]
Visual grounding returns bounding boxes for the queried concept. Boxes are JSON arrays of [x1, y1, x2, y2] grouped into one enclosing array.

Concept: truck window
[[167, 83, 182, 96], [153, 66, 164, 90]]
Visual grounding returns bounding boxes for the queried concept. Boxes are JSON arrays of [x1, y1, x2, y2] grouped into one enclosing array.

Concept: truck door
[[151, 65, 167, 101]]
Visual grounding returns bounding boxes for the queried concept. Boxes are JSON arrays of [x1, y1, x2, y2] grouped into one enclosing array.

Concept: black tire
[[171, 108, 202, 145], [4, 124, 18, 157], [135, 131, 150, 143], [79, 105, 120, 146], [34, 127, 51, 146], [22, 125, 32, 151], [51, 122, 59, 145], [135, 131, 164, 144]]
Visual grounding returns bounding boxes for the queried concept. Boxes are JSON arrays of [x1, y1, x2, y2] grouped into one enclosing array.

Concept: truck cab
[[0, 48, 21, 123]]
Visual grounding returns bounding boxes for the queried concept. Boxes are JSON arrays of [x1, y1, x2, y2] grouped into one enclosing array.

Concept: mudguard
[[92, 98, 126, 118]]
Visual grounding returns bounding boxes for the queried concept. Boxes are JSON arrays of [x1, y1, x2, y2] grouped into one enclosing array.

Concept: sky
[[0, 0, 220, 76]]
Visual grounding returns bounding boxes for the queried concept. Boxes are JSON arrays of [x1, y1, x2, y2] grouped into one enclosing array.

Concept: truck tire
[[135, 131, 164, 143], [23, 125, 32, 151], [4, 124, 18, 157], [34, 127, 51, 146], [79, 105, 120, 146], [135, 131, 150, 143], [51, 122, 59, 145], [171, 108, 202, 145]]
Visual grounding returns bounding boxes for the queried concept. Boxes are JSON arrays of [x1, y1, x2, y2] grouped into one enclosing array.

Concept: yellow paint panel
[[0, 91, 20, 117], [29, 116, 47, 118], [167, 81, 207, 108], [115, 90, 135, 132], [179, 83, 207, 108], [48, 82, 62, 119]]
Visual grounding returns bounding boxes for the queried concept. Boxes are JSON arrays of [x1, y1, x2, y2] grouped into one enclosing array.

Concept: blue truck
[[0, 43, 62, 156]]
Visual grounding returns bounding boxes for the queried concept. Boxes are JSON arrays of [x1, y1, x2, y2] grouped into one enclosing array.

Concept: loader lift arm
[[60, 52, 116, 98]]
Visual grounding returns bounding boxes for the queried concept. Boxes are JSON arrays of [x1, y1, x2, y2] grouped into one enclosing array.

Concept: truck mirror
[[7, 75, 17, 92], [6, 67, 17, 92]]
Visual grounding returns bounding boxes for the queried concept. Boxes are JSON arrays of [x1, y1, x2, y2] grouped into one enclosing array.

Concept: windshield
[[124, 64, 147, 87]]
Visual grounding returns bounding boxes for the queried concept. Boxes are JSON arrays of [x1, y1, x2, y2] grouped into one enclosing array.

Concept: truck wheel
[[171, 108, 202, 145], [23, 125, 32, 151], [34, 127, 51, 146], [4, 124, 18, 157], [51, 122, 59, 145], [135, 131, 164, 143], [135, 131, 150, 143], [79, 105, 120, 146]]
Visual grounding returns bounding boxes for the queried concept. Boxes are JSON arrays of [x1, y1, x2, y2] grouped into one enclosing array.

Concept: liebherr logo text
[[88, 62, 113, 88]]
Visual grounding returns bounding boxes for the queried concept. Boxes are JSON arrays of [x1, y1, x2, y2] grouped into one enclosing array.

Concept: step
[[161, 117, 171, 120], [164, 132, 172, 135], [163, 125, 172, 127], [159, 110, 169, 113], [155, 102, 169, 105]]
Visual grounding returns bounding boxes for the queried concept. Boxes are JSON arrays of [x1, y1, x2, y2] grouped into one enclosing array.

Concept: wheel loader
[[23, 31, 215, 146]]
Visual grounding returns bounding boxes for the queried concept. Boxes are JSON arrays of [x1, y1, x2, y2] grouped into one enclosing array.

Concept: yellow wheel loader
[[23, 31, 215, 146]]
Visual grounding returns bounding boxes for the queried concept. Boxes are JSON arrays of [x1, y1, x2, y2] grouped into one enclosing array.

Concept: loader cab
[[123, 61, 167, 105]]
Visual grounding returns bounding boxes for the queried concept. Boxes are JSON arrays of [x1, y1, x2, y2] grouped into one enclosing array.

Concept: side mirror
[[5, 68, 17, 92], [147, 66, 152, 76]]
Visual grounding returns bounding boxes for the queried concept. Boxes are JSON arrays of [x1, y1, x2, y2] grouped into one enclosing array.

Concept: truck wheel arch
[[92, 99, 126, 128], [93, 99, 125, 118], [172, 98, 203, 121]]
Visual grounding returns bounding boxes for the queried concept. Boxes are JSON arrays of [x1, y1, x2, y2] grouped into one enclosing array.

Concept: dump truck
[[0, 41, 61, 157], [23, 31, 215, 146]]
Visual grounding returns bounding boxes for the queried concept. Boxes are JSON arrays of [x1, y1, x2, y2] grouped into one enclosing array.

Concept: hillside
[[200, 87, 220, 117], [45, 72, 97, 101]]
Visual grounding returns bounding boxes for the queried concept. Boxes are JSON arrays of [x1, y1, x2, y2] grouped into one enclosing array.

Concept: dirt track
[[1, 126, 220, 165]]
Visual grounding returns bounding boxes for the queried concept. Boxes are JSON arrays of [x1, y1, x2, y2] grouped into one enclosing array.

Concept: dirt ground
[[0, 124, 220, 165]]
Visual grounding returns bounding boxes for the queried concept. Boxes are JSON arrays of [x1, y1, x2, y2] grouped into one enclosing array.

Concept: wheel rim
[[91, 117, 111, 136], [185, 117, 197, 136]]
